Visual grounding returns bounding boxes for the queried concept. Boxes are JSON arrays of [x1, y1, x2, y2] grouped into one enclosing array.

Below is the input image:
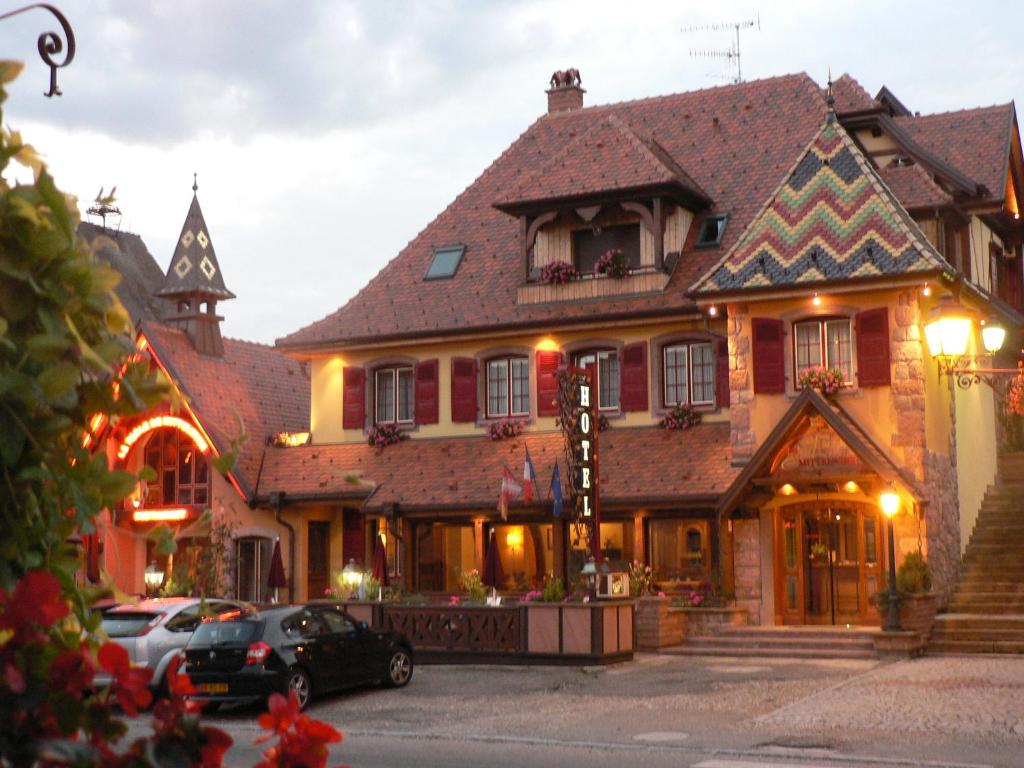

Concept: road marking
[[694, 761, 835, 768], [632, 731, 689, 743]]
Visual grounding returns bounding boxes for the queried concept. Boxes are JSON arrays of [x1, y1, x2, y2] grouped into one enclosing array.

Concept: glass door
[[803, 508, 863, 625]]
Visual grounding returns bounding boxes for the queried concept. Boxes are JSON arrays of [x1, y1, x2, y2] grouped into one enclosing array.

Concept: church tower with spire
[[157, 177, 235, 356]]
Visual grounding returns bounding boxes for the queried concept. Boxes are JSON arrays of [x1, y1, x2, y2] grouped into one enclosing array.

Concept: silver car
[[95, 597, 246, 694]]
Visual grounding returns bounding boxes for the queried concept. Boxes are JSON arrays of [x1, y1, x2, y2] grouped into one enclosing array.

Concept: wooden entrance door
[[775, 505, 884, 626], [307, 521, 331, 600], [776, 509, 805, 625]]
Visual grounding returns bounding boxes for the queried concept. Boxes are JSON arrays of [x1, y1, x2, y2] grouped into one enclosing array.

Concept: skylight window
[[695, 214, 728, 248], [425, 245, 465, 280]]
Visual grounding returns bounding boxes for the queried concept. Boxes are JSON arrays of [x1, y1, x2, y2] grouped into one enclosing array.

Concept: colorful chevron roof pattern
[[691, 119, 949, 296]]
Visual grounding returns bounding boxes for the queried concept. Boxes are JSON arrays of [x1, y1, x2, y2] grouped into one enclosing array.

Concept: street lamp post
[[879, 488, 902, 632], [143, 561, 164, 598]]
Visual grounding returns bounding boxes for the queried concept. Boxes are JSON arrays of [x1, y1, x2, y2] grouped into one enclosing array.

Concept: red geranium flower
[[98, 641, 153, 716], [0, 570, 68, 632]]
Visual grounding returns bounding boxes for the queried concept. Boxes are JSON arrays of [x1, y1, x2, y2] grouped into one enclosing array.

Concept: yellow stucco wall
[[311, 319, 728, 445], [736, 290, 912, 469], [954, 335, 998, 551]]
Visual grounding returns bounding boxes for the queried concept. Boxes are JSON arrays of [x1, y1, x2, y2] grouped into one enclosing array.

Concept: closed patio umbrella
[[267, 539, 287, 603], [372, 533, 390, 587], [482, 531, 505, 590]]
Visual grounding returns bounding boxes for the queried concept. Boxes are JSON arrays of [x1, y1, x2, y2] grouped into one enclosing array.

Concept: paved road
[[124, 654, 1024, 767]]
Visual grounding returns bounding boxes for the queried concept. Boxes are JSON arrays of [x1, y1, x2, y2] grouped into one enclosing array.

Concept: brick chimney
[[546, 68, 584, 113]]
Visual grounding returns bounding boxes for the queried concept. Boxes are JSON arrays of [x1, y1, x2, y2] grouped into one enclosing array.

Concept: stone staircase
[[928, 453, 1024, 654], [662, 625, 878, 659]]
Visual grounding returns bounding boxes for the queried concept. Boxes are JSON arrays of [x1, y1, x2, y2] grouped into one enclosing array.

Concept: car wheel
[[287, 667, 312, 711], [383, 647, 413, 688]]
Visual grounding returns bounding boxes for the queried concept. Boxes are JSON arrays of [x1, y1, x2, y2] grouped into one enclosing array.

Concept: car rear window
[[102, 612, 159, 638], [190, 620, 258, 647]]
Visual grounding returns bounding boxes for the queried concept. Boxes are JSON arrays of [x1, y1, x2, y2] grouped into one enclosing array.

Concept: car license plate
[[199, 683, 228, 694]]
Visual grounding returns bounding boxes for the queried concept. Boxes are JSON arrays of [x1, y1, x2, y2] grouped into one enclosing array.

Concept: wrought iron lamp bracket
[[0, 3, 75, 97], [935, 356, 1019, 390]]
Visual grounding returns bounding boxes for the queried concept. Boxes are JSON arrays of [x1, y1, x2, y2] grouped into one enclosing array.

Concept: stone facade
[[732, 518, 761, 624], [890, 290, 927, 484], [728, 303, 755, 463]]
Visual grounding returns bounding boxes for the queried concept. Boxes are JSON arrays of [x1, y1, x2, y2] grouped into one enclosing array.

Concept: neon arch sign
[[117, 415, 211, 461]]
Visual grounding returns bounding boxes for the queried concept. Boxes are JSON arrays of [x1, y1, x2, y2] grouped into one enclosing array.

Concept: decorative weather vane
[[683, 15, 760, 84], [0, 3, 75, 96]]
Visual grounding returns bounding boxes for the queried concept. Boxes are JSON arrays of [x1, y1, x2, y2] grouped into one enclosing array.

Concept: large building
[[83, 189, 309, 600], [265, 71, 1023, 626]]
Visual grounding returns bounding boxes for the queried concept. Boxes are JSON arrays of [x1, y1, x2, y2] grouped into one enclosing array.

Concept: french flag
[[523, 447, 537, 503]]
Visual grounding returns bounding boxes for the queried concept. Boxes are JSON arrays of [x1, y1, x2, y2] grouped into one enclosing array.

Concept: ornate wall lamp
[[924, 294, 1013, 389]]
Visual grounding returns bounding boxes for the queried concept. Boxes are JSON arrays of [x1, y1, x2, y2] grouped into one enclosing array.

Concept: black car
[[184, 603, 413, 710]]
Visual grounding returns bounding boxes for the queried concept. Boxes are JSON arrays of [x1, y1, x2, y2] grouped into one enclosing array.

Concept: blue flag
[[549, 464, 563, 518]]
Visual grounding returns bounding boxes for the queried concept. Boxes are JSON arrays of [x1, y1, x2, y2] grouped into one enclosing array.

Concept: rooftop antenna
[[86, 186, 121, 231], [683, 15, 761, 84]]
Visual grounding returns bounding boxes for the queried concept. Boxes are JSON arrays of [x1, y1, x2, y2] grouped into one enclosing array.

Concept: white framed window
[[793, 318, 853, 383], [574, 350, 619, 410], [486, 357, 530, 417], [663, 342, 714, 406], [375, 366, 414, 424]]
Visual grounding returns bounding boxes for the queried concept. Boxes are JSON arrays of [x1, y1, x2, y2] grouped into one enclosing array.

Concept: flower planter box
[[636, 596, 686, 649], [374, 601, 635, 665], [675, 606, 748, 637], [874, 593, 938, 634], [523, 601, 634, 663]]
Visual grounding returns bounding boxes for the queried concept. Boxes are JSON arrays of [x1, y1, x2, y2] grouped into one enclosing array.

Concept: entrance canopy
[[718, 388, 923, 517]]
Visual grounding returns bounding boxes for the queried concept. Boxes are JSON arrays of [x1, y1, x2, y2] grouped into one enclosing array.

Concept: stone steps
[[663, 627, 878, 660], [926, 457, 1024, 656]]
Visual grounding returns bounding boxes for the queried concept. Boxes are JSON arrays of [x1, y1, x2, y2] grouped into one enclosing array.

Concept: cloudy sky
[[3, 0, 1022, 343]]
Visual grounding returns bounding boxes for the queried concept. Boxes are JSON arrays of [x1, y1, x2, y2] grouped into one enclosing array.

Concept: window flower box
[[659, 402, 701, 430], [368, 423, 407, 448], [594, 248, 630, 279], [540, 260, 578, 285], [797, 366, 844, 396]]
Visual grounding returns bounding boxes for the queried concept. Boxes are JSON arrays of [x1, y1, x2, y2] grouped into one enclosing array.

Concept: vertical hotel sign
[[573, 371, 600, 558]]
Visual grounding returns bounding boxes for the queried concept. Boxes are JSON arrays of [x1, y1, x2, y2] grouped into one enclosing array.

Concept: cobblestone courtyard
[[180, 654, 1024, 767]]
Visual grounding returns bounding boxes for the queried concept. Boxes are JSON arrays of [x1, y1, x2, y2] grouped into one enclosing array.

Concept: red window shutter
[[856, 308, 891, 387], [342, 509, 366, 566], [715, 339, 730, 408], [414, 359, 439, 424], [751, 318, 785, 394], [620, 342, 648, 412], [342, 366, 365, 430], [536, 350, 562, 417], [450, 357, 478, 423]]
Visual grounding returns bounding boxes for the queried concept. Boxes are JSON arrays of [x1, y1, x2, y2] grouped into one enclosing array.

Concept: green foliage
[[460, 569, 487, 603], [541, 574, 565, 603], [896, 550, 932, 595], [0, 63, 171, 595]]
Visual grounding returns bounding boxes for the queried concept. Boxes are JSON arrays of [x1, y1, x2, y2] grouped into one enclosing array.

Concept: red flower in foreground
[[50, 645, 95, 698], [98, 641, 153, 716], [255, 691, 344, 768], [0, 570, 68, 632]]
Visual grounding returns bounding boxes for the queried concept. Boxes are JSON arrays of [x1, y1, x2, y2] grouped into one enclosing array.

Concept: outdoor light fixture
[[708, 305, 718, 317], [580, 556, 598, 596], [842, 481, 859, 494], [812, 292, 822, 307], [879, 484, 902, 633], [779, 483, 797, 496], [143, 561, 164, 596], [879, 488, 900, 518], [925, 294, 1014, 389], [981, 318, 1007, 354], [341, 559, 363, 588], [505, 527, 523, 552]]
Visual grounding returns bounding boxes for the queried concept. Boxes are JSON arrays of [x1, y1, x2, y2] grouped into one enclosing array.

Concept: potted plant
[[368, 423, 406, 448], [540, 260, 578, 285], [659, 403, 701, 430], [594, 248, 630, 279], [875, 551, 937, 633]]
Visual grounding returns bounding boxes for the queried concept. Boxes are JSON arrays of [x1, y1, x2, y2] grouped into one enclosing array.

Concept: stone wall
[[891, 290, 927, 484], [925, 450, 960, 607], [727, 303, 755, 463], [635, 597, 686, 649], [732, 518, 761, 624]]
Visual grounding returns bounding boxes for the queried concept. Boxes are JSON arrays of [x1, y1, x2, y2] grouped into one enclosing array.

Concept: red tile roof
[[278, 74, 829, 349], [495, 114, 708, 209], [877, 163, 953, 210], [829, 74, 877, 114], [254, 424, 736, 511], [141, 322, 310, 498], [895, 104, 1014, 200]]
